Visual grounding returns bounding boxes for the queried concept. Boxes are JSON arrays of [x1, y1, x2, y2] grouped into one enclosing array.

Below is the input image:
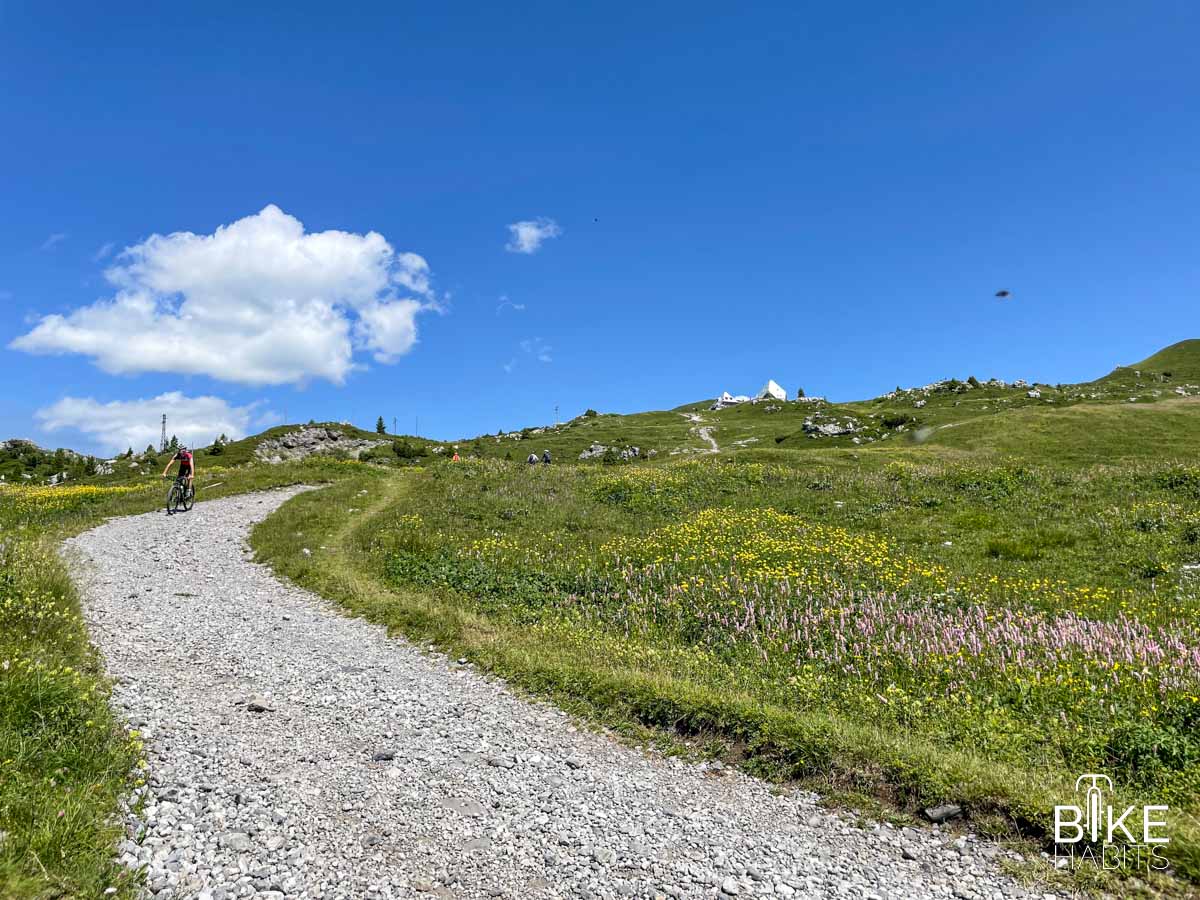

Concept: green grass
[[0, 457, 376, 899], [6, 339, 1200, 897], [437, 341, 1200, 468], [251, 451, 1200, 895]]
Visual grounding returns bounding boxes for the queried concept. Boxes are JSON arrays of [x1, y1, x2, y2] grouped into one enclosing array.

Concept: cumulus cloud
[[11, 205, 439, 385], [505, 218, 561, 254], [35, 392, 256, 454]]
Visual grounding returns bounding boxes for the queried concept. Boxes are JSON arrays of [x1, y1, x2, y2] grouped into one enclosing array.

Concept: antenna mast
[[160, 414, 168, 453]]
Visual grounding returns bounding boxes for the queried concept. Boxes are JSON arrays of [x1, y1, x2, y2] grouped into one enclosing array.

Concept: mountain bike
[[165, 474, 194, 514]]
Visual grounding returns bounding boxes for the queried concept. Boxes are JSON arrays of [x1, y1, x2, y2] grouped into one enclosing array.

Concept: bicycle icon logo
[[1073, 773, 1113, 843]]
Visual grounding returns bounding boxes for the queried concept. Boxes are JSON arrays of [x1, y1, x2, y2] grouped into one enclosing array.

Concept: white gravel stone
[[67, 488, 1060, 900]]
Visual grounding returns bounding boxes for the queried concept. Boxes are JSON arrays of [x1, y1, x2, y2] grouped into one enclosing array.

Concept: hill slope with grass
[[448, 338, 1200, 466], [10, 340, 1198, 479], [5, 338, 1200, 896], [246, 339, 1200, 895]]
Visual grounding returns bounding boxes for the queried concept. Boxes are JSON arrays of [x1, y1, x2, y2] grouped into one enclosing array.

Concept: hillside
[[0, 438, 99, 484], [453, 338, 1200, 465], [7, 340, 1200, 485], [7, 339, 1200, 895]]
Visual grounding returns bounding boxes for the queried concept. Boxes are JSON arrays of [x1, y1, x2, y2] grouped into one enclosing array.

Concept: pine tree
[[376, 416, 386, 434], [168, 435, 180, 452]]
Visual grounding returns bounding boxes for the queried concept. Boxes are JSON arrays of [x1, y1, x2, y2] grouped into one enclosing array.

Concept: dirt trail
[[681, 412, 719, 453]]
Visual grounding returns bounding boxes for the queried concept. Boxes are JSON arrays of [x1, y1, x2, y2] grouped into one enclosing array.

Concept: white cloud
[[496, 295, 526, 314], [92, 241, 116, 262], [504, 336, 552, 374], [519, 337, 552, 364], [35, 391, 256, 454], [41, 232, 67, 250], [505, 217, 561, 254], [355, 297, 422, 363], [12, 205, 439, 385]]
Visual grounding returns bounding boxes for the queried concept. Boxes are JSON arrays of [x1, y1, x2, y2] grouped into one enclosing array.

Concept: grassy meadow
[[255, 447, 1200, 894], [5, 342, 1200, 897], [0, 458, 377, 899]]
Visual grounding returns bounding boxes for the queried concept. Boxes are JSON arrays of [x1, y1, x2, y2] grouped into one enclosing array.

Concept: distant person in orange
[[451, 446, 461, 462]]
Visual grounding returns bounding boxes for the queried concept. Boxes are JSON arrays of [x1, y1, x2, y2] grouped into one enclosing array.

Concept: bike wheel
[[182, 484, 194, 511], [166, 483, 180, 514]]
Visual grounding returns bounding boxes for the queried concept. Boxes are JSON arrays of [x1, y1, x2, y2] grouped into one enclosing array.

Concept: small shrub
[[1181, 519, 1200, 545], [1154, 467, 1200, 498], [881, 413, 916, 430], [392, 439, 426, 460]]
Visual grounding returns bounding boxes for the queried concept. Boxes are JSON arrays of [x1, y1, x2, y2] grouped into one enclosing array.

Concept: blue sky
[[2, 2, 1198, 454]]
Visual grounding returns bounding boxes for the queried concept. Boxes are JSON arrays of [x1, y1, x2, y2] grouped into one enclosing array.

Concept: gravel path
[[680, 413, 719, 454], [68, 489, 1055, 900]]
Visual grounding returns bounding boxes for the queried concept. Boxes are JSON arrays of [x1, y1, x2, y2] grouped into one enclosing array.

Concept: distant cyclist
[[162, 445, 195, 495]]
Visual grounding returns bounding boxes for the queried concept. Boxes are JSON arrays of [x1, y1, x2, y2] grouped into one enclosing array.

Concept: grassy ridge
[[0, 460, 373, 899], [444, 341, 1200, 465]]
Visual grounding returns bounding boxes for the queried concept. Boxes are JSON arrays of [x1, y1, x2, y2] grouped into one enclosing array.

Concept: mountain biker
[[162, 445, 195, 495]]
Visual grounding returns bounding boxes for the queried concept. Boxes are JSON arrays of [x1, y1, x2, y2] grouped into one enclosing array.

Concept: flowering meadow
[[371, 455, 1200, 880], [0, 482, 154, 530]]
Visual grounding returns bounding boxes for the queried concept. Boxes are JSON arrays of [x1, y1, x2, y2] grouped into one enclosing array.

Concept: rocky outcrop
[[254, 427, 388, 464], [579, 443, 645, 461], [802, 414, 862, 438]]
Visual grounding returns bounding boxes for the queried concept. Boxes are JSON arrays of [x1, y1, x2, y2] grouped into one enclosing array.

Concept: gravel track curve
[[67, 488, 1057, 900]]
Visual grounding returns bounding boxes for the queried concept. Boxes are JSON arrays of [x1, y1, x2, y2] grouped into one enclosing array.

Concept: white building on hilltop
[[756, 380, 787, 402], [711, 379, 787, 409]]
